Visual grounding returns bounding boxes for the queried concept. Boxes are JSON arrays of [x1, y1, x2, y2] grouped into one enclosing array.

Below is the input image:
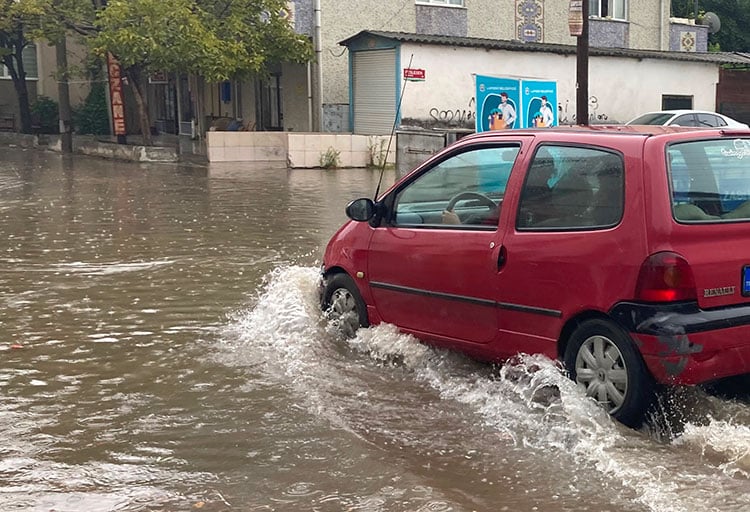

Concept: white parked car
[[626, 110, 749, 129]]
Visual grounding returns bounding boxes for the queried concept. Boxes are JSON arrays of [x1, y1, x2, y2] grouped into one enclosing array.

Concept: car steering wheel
[[446, 191, 497, 212], [445, 192, 498, 225]]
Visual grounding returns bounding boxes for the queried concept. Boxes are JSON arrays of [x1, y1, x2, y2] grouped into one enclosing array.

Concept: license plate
[[743, 266, 750, 296]]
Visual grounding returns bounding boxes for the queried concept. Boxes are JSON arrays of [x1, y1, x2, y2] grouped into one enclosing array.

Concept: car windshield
[[669, 138, 750, 222], [628, 113, 675, 125]]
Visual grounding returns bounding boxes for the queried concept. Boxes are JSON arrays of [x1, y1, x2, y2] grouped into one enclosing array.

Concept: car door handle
[[497, 245, 507, 269]]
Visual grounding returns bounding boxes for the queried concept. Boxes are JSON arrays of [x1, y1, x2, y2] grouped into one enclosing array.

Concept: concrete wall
[[282, 63, 313, 132], [397, 43, 720, 126], [206, 131, 395, 168], [0, 81, 38, 126], [628, 0, 670, 51], [36, 35, 90, 108]]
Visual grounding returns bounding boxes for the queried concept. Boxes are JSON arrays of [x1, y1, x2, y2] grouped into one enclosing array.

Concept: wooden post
[[576, 0, 589, 126]]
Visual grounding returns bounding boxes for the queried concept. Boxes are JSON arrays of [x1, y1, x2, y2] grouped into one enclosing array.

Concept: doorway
[[256, 74, 283, 131]]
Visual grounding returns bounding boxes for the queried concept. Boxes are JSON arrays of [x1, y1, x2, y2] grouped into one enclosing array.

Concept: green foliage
[[319, 147, 341, 169], [73, 83, 110, 135], [91, 0, 312, 82], [30, 95, 58, 134], [368, 138, 388, 168]]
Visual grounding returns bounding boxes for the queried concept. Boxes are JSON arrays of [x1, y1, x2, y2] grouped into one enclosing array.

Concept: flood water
[[0, 146, 749, 512]]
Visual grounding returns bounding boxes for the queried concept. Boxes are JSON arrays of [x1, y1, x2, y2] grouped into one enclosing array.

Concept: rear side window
[[697, 113, 726, 127], [669, 139, 750, 222], [517, 145, 624, 230]]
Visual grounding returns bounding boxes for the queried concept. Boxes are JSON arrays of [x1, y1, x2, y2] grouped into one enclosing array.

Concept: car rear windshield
[[669, 138, 750, 222]]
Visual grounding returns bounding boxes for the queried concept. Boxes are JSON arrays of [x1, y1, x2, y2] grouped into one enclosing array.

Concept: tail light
[[635, 251, 697, 302]]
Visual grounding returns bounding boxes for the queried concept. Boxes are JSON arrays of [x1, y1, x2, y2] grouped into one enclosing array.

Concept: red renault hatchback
[[320, 125, 750, 426]]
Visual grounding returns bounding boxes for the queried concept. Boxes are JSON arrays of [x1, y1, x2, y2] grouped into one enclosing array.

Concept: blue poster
[[475, 75, 521, 132], [522, 80, 557, 128]]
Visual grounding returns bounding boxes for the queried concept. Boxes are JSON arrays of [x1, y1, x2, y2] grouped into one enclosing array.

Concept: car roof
[[640, 110, 724, 116], [451, 125, 750, 149], [463, 124, 705, 139]]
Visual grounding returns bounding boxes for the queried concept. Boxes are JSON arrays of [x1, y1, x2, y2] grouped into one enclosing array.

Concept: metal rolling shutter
[[352, 49, 396, 135]]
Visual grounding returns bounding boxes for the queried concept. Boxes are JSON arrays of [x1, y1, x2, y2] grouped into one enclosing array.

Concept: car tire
[[564, 319, 655, 427], [321, 273, 369, 338]]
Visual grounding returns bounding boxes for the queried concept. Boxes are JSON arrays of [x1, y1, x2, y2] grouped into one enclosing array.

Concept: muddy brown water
[[0, 146, 748, 512]]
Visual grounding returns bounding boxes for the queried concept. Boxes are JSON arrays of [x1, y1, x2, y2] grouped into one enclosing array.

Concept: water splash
[[224, 265, 750, 512]]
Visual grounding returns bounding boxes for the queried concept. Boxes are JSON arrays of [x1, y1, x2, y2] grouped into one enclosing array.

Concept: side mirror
[[345, 198, 376, 222]]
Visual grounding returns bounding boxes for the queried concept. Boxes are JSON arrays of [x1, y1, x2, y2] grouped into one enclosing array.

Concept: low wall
[[69, 138, 178, 163], [0, 132, 39, 148], [0, 133, 178, 162], [206, 131, 395, 168]]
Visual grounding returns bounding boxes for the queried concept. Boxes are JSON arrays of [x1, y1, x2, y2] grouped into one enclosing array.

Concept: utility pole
[[575, 1, 589, 126]]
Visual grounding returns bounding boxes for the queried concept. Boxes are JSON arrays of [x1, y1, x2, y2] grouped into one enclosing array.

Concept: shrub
[[30, 96, 59, 134], [73, 84, 111, 135], [319, 146, 341, 169]]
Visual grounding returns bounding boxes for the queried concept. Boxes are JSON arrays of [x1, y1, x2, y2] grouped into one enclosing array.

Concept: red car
[[320, 125, 750, 427]]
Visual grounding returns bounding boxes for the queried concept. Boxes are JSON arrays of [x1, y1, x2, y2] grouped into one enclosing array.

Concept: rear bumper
[[610, 301, 750, 385]]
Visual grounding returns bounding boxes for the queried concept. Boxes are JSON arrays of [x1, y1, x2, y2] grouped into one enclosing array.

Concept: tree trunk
[[2, 38, 33, 134], [56, 37, 73, 153], [125, 66, 152, 146]]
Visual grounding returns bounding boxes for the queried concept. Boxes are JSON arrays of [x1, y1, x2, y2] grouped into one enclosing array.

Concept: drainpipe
[[659, 0, 665, 50], [307, 63, 313, 132], [314, 0, 323, 132]]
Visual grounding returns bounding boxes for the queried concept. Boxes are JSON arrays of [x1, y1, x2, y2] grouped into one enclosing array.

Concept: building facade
[[185, 0, 728, 138]]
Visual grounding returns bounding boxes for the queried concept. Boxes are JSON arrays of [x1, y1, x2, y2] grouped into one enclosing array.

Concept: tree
[[91, 0, 312, 145], [0, 0, 44, 133], [0, 0, 95, 134]]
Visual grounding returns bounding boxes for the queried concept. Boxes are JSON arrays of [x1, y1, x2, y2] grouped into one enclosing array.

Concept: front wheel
[[321, 273, 369, 338], [564, 319, 655, 427]]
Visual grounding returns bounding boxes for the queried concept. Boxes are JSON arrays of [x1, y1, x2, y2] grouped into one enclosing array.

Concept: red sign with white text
[[107, 53, 127, 136], [403, 68, 426, 81]]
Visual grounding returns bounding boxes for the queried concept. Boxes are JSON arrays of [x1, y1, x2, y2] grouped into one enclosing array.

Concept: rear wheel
[[564, 319, 654, 427], [321, 273, 369, 338]]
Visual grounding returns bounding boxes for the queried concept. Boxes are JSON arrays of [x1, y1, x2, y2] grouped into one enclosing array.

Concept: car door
[[366, 141, 527, 345], [494, 143, 632, 359]]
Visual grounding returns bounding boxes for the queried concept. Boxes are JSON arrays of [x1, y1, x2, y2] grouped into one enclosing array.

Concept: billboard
[[522, 80, 557, 128], [475, 75, 557, 132]]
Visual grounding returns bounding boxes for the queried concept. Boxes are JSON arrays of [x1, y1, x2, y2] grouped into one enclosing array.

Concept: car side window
[[517, 145, 624, 230], [393, 146, 519, 228], [672, 114, 697, 127], [697, 113, 722, 127]]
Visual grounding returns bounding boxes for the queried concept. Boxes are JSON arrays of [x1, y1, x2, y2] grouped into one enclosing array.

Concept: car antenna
[[373, 53, 414, 201]]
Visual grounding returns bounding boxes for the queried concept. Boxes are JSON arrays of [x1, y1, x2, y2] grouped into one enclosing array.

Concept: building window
[[589, 0, 626, 20], [662, 95, 692, 110], [416, 0, 464, 6], [0, 44, 38, 80]]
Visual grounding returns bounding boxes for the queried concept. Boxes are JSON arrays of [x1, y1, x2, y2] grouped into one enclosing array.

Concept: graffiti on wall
[[422, 95, 615, 127], [557, 96, 611, 125], [428, 97, 476, 126]]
